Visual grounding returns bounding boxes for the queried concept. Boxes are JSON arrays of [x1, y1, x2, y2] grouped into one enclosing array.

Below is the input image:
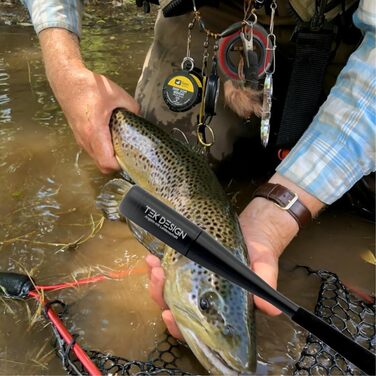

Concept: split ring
[[196, 123, 215, 147]]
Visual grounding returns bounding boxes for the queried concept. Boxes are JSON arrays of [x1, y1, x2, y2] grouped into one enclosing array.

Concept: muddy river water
[[0, 4, 374, 375]]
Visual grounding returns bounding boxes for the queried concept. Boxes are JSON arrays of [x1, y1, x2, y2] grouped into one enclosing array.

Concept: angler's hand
[[145, 200, 287, 341], [239, 173, 324, 314], [238, 198, 297, 316], [39, 28, 140, 174], [145, 199, 289, 340], [146, 254, 185, 341], [146, 173, 324, 339], [53, 68, 139, 174]]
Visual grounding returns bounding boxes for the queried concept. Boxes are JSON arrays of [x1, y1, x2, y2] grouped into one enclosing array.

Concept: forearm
[[21, 0, 86, 103], [39, 29, 86, 107]]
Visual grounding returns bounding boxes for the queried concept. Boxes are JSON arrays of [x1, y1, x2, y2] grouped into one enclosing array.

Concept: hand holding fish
[[39, 28, 140, 173], [58, 68, 139, 173], [145, 200, 285, 341], [147, 172, 325, 338], [146, 254, 185, 341]]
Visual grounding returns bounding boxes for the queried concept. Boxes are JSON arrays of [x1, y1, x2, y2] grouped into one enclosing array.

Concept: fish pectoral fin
[[97, 178, 165, 257], [96, 178, 133, 221], [128, 220, 166, 258]]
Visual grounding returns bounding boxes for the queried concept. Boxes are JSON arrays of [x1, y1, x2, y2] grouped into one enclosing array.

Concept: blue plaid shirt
[[21, 0, 83, 37], [277, 1, 376, 204], [22, 0, 375, 205]]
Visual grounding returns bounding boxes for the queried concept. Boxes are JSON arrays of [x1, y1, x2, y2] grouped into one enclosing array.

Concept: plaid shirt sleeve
[[21, 0, 83, 37], [276, 0, 376, 205]]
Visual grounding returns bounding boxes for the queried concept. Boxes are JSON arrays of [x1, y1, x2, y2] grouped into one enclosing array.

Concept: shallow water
[[0, 5, 374, 375]]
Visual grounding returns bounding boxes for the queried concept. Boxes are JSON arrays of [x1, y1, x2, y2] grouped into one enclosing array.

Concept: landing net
[[1, 268, 373, 375], [294, 268, 375, 375]]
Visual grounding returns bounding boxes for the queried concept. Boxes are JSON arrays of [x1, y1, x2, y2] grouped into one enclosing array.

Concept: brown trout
[[97, 108, 256, 374]]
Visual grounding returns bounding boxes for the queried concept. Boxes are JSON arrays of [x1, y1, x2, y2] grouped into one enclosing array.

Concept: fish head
[[164, 253, 256, 375]]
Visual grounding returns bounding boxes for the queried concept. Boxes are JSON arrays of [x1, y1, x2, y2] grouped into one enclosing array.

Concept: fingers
[[146, 254, 161, 277], [91, 90, 139, 173], [148, 265, 168, 311], [90, 121, 120, 174], [145, 255, 184, 341], [162, 310, 184, 341], [68, 73, 140, 174], [251, 252, 282, 316], [239, 199, 297, 317]]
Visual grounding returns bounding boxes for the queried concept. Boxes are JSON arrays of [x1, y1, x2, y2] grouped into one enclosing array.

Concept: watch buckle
[[274, 193, 298, 210]]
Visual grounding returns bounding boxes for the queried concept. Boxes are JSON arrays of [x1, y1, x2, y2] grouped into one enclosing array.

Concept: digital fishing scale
[[162, 58, 203, 112]]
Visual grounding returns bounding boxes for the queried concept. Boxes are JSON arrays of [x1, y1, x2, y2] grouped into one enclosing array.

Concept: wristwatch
[[252, 183, 312, 228]]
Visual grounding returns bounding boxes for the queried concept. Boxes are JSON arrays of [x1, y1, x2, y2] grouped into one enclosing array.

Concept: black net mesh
[[293, 268, 375, 375], [48, 268, 375, 376], [147, 332, 189, 371], [76, 349, 189, 376], [50, 323, 190, 376]]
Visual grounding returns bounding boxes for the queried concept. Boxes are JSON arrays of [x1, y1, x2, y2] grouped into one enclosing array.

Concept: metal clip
[[240, 31, 254, 68]]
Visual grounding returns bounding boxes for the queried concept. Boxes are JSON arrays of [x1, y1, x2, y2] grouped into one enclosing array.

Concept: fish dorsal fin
[[96, 178, 133, 221]]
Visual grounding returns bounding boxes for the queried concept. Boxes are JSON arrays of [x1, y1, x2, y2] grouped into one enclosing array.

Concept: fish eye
[[199, 297, 210, 311]]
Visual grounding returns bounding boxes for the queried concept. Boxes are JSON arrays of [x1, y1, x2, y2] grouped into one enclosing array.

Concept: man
[[22, 0, 375, 338]]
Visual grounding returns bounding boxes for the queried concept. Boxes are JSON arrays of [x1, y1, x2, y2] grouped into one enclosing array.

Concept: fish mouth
[[173, 303, 202, 326], [181, 327, 244, 376], [173, 304, 248, 375]]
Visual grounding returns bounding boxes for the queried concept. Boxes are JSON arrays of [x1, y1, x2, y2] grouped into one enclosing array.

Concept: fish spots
[[213, 280, 220, 292], [165, 250, 180, 265]]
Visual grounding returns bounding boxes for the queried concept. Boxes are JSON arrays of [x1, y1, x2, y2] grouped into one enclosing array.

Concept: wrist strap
[[252, 183, 312, 228]]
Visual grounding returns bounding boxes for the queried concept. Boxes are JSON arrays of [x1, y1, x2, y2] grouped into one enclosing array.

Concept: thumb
[[162, 310, 184, 342], [115, 88, 140, 115], [90, 119, 120, 173], [251, 253, 282, 316]]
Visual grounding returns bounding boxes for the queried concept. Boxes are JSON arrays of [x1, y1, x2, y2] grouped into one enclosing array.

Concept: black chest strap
[[276, 26, 335, 148]]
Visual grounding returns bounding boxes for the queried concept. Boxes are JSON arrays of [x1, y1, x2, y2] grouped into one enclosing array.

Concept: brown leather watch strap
[[252, 183, 312, 228]]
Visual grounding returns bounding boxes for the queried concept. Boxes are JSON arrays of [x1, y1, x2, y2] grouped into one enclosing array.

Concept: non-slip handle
[[292, 307, 375, 375]]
